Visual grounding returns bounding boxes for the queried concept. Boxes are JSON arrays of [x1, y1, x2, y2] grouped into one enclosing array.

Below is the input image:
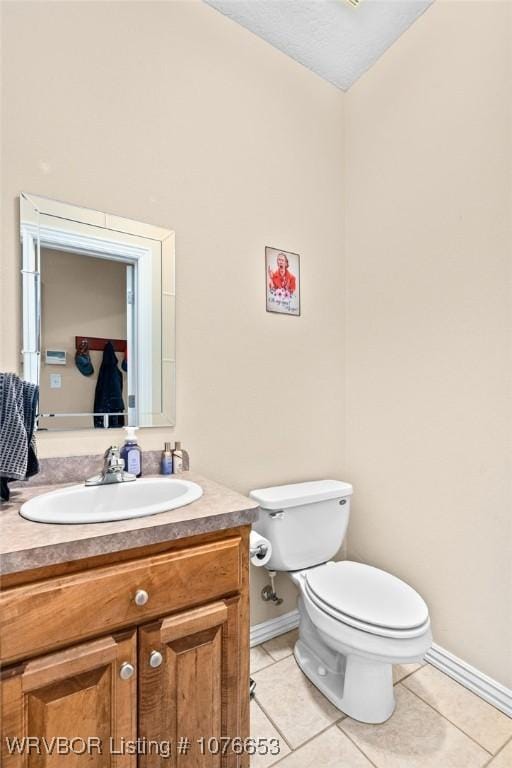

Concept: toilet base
[[295, 607, 396, 724]]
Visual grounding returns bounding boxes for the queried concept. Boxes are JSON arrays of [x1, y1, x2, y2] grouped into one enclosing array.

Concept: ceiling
[[204, 0, 434, 91]]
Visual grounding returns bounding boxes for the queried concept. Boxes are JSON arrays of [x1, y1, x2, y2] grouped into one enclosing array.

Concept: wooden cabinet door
[[1, 631, 137, 768], [139, 597, 247, 768]]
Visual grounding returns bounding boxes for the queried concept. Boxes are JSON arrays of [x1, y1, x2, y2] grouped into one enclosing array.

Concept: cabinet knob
[[149, 650, 163, 668], [134, 589, 149, 606], [119, 662, 135, 680]]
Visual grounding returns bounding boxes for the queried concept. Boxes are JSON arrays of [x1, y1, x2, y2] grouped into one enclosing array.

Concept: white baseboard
[[425, 644, 512, 718], [250, 612, 512, 718], [250, 609, 300, 648]]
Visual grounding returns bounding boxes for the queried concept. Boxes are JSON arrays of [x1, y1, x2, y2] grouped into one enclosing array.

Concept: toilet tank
[[250, 480, 353, 572]]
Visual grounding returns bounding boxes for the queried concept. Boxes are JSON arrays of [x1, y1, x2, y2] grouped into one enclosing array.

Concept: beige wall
[[345, 0, 512, 686], [0, 1, 346, 623], [39, 249, 127, 430], [2, 0, 510, 682]]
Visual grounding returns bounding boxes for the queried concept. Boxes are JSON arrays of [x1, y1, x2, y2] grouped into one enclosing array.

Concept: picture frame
[[265, 246, 301, 316]]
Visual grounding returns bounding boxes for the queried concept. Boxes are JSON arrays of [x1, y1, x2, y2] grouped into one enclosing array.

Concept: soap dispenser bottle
[[172, 441, 189, 473], [120, 427, 142, 477]]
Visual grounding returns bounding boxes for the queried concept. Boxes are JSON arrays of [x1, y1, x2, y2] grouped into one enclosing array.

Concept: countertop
[[0, 472, 259, 576]]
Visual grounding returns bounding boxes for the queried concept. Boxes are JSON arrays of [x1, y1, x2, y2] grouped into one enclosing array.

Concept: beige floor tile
[[250, 699, 291, 768], [393, 663, 423, 685], [262, 629, 299, 661], [487, 738, 512, 768], [339, 684, 489, 768], [252, 655, 341, 749], [251, 645, 275, 673], [402, 664, 512, 754], [275, 725, 374, 768]]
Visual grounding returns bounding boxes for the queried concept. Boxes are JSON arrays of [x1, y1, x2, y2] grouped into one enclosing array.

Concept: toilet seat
[[304, 561, 430, 640]]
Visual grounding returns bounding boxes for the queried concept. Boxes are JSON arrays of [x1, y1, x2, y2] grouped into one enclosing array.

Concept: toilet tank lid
[[249, 480, 353, 510]]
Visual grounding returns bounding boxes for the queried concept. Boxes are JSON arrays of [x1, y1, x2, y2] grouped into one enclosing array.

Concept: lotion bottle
[[160, 442, 173, 475], [120, 426, 142, 477], [172, 441, 189, 473]]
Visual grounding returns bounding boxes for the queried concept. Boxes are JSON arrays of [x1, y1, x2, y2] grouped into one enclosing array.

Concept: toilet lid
[[305, 561, 429, 632]]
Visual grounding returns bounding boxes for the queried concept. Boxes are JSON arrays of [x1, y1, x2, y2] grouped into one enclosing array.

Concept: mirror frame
[[20, 193, 176, 429]]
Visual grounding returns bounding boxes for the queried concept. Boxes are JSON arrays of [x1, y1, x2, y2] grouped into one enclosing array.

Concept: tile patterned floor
[[250, 630, 512, 768]]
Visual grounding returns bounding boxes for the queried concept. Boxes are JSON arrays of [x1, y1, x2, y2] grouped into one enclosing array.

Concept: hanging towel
[[93, 341, 125, 429], [0, 372, 39, 501]]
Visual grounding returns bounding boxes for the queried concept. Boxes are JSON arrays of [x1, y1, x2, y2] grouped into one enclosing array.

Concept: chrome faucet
[[85, 446, 136, 487]]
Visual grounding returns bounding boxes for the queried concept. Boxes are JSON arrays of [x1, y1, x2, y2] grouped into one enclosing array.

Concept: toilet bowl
[[292, 562, 431, 722], [250, 480, 432, 724]]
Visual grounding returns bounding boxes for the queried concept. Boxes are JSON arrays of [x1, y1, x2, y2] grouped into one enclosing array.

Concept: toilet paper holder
[[250, 542, 269, 560], [249, 531, 272, 569]]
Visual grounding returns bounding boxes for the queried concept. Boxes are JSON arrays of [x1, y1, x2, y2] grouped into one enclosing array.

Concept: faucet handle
[[85, 445, 134, 486], [104, 446, 125, 471]]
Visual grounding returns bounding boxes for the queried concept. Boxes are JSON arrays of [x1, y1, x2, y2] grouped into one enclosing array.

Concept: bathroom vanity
[[1, 194, 263, 764], [2, 195, 261, 763], [0, 472, 258, 767]]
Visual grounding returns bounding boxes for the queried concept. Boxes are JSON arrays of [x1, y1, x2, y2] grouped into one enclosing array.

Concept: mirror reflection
[[39, 249, 128, 430]]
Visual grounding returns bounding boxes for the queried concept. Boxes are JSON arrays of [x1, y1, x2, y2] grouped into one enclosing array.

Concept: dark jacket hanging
[[93, 342, 125, 429]]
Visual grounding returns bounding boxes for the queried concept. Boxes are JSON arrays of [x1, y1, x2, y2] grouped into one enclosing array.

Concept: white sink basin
[[19, 477, 203, 524]]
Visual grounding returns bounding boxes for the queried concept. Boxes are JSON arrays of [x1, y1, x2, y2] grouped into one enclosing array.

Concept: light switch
[[50, 373, 62, 389]]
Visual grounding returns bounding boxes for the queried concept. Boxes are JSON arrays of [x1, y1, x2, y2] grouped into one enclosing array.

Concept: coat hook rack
[[75, 336, 127, 353]]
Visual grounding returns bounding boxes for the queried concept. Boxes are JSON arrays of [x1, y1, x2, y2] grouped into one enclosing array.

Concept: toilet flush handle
[[269, 511, 284, 519]]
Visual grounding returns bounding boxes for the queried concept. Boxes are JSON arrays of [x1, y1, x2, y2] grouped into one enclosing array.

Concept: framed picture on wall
[[265, 246, 301, 316]]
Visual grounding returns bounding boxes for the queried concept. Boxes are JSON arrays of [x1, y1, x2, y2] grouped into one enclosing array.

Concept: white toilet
[[250, 480, 432, 724]]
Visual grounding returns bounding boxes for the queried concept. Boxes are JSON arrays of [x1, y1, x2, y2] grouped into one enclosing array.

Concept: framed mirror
[[20, 193, 175, 430]]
